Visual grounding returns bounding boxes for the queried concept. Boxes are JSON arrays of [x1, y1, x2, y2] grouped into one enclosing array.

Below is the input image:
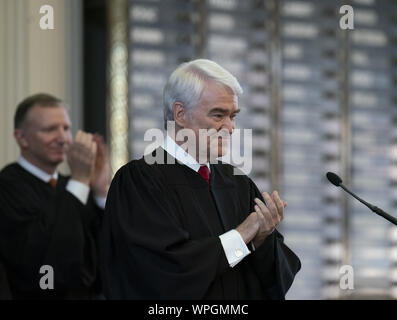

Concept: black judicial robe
[[0, 163, 103, 299], [102, 148, 301, 299], [0, 259, 11, 299]]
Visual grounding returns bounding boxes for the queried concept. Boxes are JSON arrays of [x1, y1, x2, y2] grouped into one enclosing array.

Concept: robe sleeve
[[0, 177, 102, 293], [101, 162, 231, 299], [247, 178, 301, 299], [0, 258, 12, 299]]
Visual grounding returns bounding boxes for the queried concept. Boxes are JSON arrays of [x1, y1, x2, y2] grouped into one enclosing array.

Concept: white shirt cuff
[[94, 196, 106, 210], [66, 179, 90, 205], [219, 229, 251, 268]]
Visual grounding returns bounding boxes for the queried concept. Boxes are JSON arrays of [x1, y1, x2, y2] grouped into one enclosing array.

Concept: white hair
[[163, 59, 243, 128]]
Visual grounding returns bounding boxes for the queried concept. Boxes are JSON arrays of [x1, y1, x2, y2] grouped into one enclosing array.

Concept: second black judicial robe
[[0, 163, 103, 299], [0, 259, 11, 299], [102, 148, 301, 299]]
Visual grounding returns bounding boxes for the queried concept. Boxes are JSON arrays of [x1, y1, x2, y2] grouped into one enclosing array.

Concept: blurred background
[[1, 0, 397, 299]]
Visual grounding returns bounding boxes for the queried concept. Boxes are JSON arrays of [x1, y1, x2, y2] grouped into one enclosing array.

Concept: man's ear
[[14, 129, 29, 149], [173, 102, 188, 128]]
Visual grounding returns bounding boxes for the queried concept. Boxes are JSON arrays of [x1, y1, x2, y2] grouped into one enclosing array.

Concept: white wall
[[0, 0, 82, 169]]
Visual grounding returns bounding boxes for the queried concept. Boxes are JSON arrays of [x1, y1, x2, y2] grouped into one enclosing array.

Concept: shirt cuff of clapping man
[[66, 179, 106, 209]]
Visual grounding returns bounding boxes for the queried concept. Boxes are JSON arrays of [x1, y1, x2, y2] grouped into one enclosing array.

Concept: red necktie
[[198, 165, 210, 186], [48, 178, 57, 188]]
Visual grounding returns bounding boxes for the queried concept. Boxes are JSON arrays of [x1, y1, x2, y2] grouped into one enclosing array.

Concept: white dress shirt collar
[[162, 134, 210, 173], [18, 156, 58, 183]]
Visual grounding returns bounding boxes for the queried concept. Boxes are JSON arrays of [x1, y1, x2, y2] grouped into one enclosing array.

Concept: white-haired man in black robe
[[102, 59, 301, 299]]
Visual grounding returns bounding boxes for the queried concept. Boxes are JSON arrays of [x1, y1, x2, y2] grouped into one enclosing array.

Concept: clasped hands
[[236, 191, 286, 249], [66, 130, 111, 197]]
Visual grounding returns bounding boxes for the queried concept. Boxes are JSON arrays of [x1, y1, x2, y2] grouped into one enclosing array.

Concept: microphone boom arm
[[340, 184, 397, 225]]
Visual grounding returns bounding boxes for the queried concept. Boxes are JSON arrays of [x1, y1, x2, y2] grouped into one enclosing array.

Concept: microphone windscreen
[[326, 172, 342, 187]]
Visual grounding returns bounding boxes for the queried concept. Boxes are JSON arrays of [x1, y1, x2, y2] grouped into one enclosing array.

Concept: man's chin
[[217, 149, 229, 159], [50, 155, 65, 165], [218, 142, 230, 154], [207, 148, 228, 162]]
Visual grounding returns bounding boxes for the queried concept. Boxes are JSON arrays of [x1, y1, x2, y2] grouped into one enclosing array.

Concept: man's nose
[[56, 128, 69, 143], [222, 117, 235, 135]]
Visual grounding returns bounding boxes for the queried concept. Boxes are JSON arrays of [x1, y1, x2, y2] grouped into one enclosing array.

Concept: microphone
[[326, 172, 397, 225]]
